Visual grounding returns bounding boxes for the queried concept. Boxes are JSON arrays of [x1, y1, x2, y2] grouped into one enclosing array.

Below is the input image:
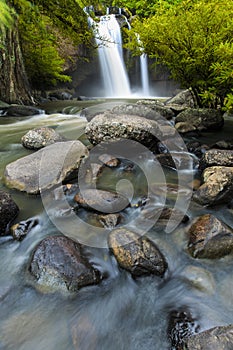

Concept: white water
[[140, 54, 150, 96], [92, 14, 131, 97]]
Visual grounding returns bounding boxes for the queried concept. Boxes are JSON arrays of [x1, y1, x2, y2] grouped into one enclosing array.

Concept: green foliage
[[127, 0, 233, 109], [8, 0, 94, 89], [0, 0, 14, 33]]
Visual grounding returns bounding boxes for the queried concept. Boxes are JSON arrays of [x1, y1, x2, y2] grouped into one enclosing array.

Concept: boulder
[[29, 235, 101, 292], [175, 108, 224, 132], [165, 89, 196, 109], [184, 324, 233, 350], [108, 228, 168, 277], [21, 127, 65, 150], [187, 214, 233, 259], [167, 308, 200, 350], [74, 189, 129, 213], [85, 112, 163, 149], [193, 166, 233, 206], [0, 190, 19, 235], [4, 141, 88, 194], [200, 149, 233, 169], [136, 100, 175, 120], [142, 207, 189, 230], [111, 103, 163, 121], [156, 152, 197, 170], [2, 105, 44, 117]]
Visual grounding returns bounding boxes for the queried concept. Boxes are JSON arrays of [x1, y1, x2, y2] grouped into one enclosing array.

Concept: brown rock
[[29, 235, 101, 292], [187, 214, 233, 259], [108, 228, 168, 277], [193, 166, 233, 206], [0, 190, 19, 235]]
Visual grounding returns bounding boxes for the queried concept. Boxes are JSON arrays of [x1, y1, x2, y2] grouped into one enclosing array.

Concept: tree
[[127, 0, 233, 109], [0, 0, 93, 104]]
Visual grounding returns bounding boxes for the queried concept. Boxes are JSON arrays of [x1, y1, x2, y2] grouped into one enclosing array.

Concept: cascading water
[[91, 14, 131, 97], [140, 54, 150, 96], [86, 9, 152, 98]]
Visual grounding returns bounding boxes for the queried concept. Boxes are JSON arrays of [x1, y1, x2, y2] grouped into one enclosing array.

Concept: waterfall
[[140, 53, 150, 96], [92, 14, 131, 97]]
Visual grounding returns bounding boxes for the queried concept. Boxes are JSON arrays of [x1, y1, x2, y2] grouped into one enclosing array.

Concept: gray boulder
[[85, 112, 164, 148], [0, 190, 19, 235], [4, 141, 88, 194], [21, 127, 65, 150], [111, 103, 165, 121], [29, 235, 101, 292], [185, 324, 233, 350], [108, 228, 168, 277], [187, 214, 233, 259], [193, 166, 233, 206], [175, 108, 224, 133]]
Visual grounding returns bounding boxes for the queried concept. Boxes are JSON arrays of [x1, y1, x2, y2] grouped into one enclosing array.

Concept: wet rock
[[97, 213, 122, 228], [193, 166, 233, 206], [21, 127, 65, 150], [4, 141, 88, 194], [210, 139, 233, 150], [175, 122, 197, 134], [111, 103, 163, 121], [167, 307, 200, 350], [74, 189, 129, 213], [136, 100, 175, 120], [184, 324, 233, 350], [175, 108, 224, 132], [200, 149, 233, 169], [48, 90, 73, 100], [108, 228, 168, 277], [29, 235, 101, 292], [10, 218, 39, 241], [85, 112, 163, 149], [187, 214, 233, 259], [2, 105, 44, 117], [186, 140, 209, 159], [165, 89, 196, 109], [84, 163, 103, 184], [98, 153, 120, 167], [142, 207, 189, 230], [157, 152, 197, 170], [0, 190, 19, 235]]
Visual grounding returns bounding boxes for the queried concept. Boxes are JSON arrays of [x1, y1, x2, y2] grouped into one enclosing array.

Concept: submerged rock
[[2, 105, 44, 117], [29, 235, 101, 292], [21, 127, 65, 150], [175, 108, 224, 133], [187, 214, 233, 259], [193, 166, 233, 206], [167, 307, 200, 350], [0, 190, 19, 235], [108, 228, 168, 277], [184, 324, 233, 349], [4, 141, 88, 194], [74, 189, 129, 213]]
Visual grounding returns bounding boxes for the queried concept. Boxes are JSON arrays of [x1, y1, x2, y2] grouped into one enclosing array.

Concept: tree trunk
[[0, 24, 34, 105]]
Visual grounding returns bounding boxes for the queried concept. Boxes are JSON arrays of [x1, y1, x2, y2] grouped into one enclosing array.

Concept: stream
[[0, 99, 233, 350]]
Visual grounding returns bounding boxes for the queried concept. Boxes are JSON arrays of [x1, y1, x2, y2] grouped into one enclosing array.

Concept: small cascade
[[140, 54, 150, 96], [91, 14, 131, 97]]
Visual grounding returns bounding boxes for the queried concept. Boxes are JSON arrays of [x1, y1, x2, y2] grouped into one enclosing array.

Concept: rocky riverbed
[[0, 91, 233, 349]]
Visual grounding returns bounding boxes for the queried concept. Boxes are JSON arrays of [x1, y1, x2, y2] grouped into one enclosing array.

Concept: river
[[0, 99, 233, 350]]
